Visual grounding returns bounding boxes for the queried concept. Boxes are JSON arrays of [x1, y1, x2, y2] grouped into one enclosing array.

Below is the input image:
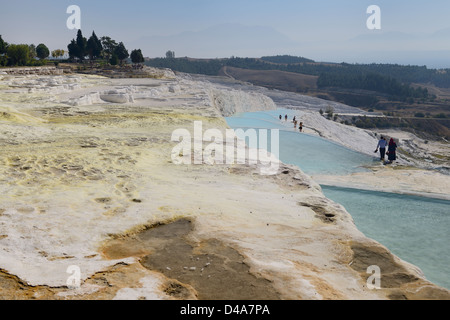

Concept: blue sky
[[1, 1, 450, 67]]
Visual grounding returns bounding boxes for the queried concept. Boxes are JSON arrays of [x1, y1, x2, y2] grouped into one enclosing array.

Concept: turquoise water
[[226, 109, 375, 175], [322, 186, 450, 290], [226, 109, 450, 290]]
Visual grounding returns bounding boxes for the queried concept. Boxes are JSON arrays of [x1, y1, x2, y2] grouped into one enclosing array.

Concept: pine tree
[[114, 42, 129, 65], [75, 29, 87, 61], [86, 31, 102, 61], [0, 35, 8, 54]]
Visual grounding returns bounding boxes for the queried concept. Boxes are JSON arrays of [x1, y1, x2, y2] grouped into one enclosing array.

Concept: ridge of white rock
[[208, 87, 277, 116]]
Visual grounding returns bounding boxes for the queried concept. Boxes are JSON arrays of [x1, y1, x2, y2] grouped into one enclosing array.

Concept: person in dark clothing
[[387, 138, 397, 163]]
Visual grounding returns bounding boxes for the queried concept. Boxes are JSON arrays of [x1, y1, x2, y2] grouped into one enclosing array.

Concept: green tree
[[86, 31, 102, 61], [100, 36, 118, 62], [0, 35, 8, 54], [114, 42, 129, 65], [67, 39, 79, 61], [130, 49, 144, 64], [28, 44, 36, 60], [7, 44, 30, 66], [36, 43, 49, 60], [75, 29, 87, 61], [51, 49, 64, 66], [110, 53, 118, 66], [51, 49, 65, 59], [165, 50, 175, 59], [67, 30, 88, 62]]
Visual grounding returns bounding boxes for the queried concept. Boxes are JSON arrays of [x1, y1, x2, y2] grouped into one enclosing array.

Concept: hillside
[[219, 66, 318, 92], [145, 55, 450, 139]]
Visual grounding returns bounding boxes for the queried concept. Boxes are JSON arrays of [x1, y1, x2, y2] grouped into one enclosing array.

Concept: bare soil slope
[[220, 66, 318, 92]]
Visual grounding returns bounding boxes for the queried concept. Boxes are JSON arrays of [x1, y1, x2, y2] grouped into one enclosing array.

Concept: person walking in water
[[279, 115, 282, 121], [387, 138, 397, 164], [285, 114, 288, 121], [299, 122, 303, 132], [375, 136, 387, 161]]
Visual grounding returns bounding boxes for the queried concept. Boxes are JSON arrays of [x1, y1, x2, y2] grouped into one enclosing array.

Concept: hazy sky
[[1, 0, 450, 67]]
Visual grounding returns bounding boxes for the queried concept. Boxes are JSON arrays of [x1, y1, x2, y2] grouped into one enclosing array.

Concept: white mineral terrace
[[0, 68, 448, 299]]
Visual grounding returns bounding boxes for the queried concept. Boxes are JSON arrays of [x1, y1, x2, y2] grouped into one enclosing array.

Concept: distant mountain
[[346, 30, 450, 51], [130, 23, 299, 58], [349, 31, 420, 43], [430, 27, 450, 39], [299, 29, 450, 68], [132, 24, 450, 68]]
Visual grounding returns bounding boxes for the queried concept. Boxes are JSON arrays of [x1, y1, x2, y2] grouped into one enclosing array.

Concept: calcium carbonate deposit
[[0, 68, 448, 300]]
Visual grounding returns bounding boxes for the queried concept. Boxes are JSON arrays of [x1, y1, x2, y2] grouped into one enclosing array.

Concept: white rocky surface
[[0, 70, 448, 300]]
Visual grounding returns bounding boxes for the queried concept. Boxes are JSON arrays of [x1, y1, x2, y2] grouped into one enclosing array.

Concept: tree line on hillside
[[145, 55, 450, 100], [315, 63, 450, 89], [145, 56, 306, 75], [224, 57, 450, 90], [317, 72, 431, 101], [260, 55, 314, 64], [146, 57, 224, 75], [0, 31, 145, 67]]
